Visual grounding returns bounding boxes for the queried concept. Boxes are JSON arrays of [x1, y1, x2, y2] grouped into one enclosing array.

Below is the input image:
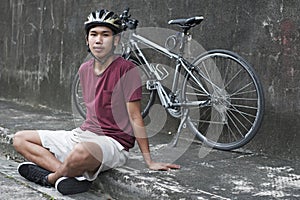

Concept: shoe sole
[[55, 177, 92, 195]]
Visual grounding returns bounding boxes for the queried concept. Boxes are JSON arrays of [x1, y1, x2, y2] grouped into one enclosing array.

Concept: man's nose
[[95, 35, 103, 43]]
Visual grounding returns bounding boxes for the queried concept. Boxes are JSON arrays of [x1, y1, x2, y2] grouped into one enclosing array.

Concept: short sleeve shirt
[[79, 57, 142, 151]]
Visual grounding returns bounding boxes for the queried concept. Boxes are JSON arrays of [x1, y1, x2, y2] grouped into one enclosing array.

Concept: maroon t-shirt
[[79, 57, 142, 151]]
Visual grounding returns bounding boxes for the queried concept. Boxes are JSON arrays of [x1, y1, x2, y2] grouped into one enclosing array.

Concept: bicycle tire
[[182, 49, 264, 150], [71, 72, 86, 118], [71, 56, 155, 119]]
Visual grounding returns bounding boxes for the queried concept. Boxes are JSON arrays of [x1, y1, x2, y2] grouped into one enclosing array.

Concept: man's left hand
[[148, 161, 181, 171]]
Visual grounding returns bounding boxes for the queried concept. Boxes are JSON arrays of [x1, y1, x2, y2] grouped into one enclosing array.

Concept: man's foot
[[55, 177, 92, 195], [17, 162, 52, 187]]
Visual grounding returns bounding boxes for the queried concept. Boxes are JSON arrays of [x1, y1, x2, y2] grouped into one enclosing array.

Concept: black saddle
[[168, 16, 204, 28]]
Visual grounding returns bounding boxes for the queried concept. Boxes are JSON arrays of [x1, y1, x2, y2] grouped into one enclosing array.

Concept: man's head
[[84, 9, 123, 60]]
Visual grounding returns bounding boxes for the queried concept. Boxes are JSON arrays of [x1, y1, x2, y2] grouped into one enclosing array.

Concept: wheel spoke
[[226, 111, 245, 138], [230, 82, 255, 97], [224, 68, 243, 89], [228, 107, 257, 118], [230, 97, 258, 101]]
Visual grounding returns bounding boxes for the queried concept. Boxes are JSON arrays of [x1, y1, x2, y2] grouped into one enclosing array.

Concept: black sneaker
[[55, 177, 92, 195], [17, 162, 52, 187]]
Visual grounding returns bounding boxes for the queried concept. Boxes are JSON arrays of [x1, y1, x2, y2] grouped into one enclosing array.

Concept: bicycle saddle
[[168, 16, 204, 28]]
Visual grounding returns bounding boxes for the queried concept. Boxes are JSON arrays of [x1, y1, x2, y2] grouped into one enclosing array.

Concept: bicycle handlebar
[[120, 8, 139, 31]]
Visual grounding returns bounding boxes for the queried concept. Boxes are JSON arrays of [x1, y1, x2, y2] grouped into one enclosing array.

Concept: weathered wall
[[0, 0, 299, 159]]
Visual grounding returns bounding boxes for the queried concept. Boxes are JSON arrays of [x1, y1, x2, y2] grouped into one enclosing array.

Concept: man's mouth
[[93, 47, 104, 52]]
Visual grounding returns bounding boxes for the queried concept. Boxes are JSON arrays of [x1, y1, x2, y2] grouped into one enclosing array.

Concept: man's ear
[[86, 35, 89, 45], [113, 35, 121, 46], [86, 36, 90, 52]]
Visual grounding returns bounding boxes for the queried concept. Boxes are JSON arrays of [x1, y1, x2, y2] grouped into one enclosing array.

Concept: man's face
[[86, 26, 119, 59]]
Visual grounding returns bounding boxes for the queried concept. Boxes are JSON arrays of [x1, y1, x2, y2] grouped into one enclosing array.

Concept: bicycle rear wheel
[[182, 49, 264, 150]]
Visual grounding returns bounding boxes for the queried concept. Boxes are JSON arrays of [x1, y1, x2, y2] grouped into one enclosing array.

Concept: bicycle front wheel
[[129, 57, 156, 118], [72, 72, 86, 118], [182, 49, 264, 150]]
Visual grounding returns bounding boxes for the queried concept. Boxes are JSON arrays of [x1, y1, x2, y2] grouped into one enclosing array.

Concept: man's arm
[[126, 100, 180, 170]]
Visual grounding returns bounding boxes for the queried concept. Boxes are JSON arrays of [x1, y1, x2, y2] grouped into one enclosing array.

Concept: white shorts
[[38, 128, 129, 181]]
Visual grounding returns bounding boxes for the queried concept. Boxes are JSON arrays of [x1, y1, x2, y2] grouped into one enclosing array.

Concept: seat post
[[183, 27, 190, 35], [178, 27, 190, 56]]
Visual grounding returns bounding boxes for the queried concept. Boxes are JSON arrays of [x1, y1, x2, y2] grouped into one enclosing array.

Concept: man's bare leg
[[13, 130, 61, 172], [14, 131, 102, 189], [47, 142, 102, 185]]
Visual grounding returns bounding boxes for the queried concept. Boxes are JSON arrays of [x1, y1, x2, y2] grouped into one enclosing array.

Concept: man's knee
[[13, 131, 26, 151], [68, 143, 102, 169], [13, 130, 40, 151], [70, 144, 93, 163]]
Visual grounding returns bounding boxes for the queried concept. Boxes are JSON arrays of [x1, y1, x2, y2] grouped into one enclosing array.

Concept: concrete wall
[[0, 0, 299, 159]]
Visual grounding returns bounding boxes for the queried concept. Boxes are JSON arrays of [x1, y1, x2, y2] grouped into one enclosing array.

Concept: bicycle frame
[[122, 31, 211, 109]]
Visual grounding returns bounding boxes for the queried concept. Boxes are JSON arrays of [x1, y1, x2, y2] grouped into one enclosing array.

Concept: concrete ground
[[0, 99, 299, 200]]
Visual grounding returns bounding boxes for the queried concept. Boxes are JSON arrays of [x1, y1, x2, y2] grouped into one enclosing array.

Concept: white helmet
[[84, 9, 123, 35]]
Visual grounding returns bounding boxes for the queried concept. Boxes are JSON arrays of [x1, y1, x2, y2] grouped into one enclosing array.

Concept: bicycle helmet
[[84, 9, 123, 35]]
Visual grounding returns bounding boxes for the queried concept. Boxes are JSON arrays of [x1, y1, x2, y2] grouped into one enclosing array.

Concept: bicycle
[[72, 8, 264, 151]]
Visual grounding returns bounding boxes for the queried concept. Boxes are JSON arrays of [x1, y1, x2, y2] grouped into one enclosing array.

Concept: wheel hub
[[211, 88, 230, 123]]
